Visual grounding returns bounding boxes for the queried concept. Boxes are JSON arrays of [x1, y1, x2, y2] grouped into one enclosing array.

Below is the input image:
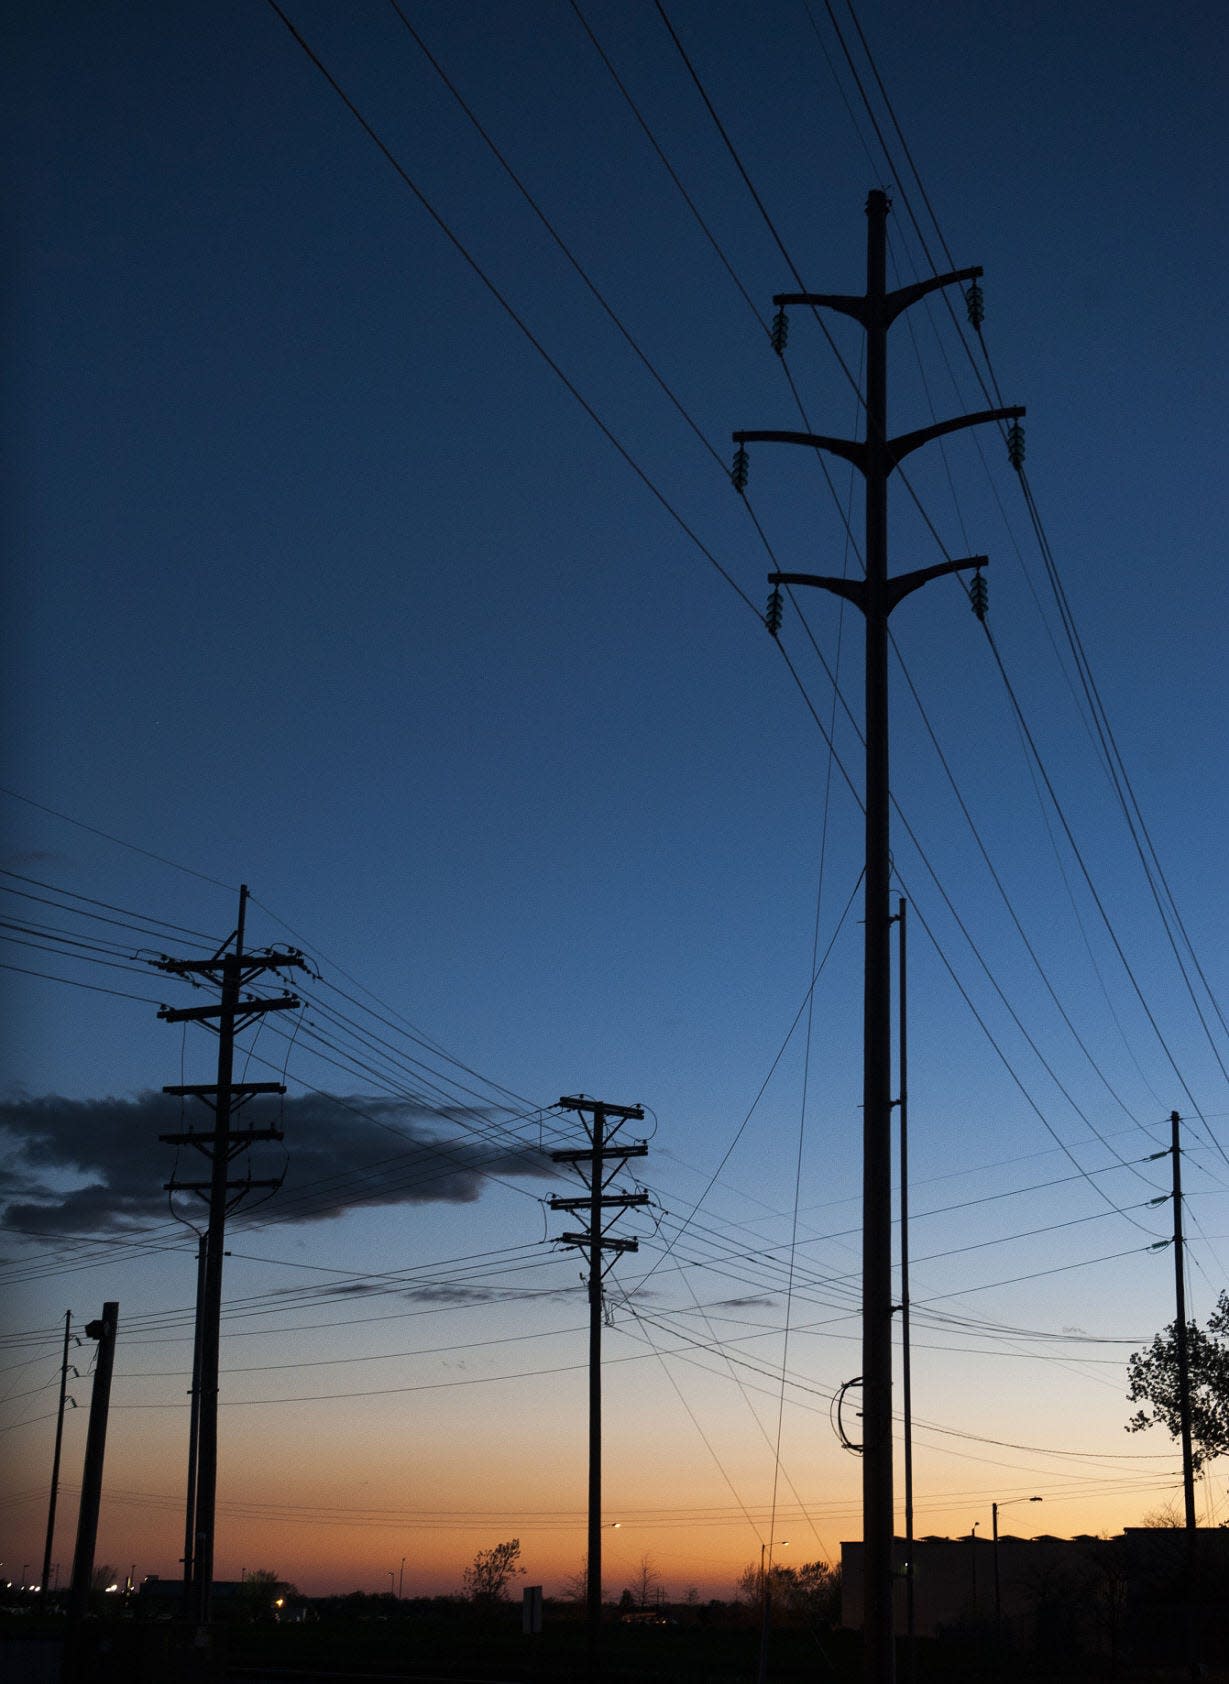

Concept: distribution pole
[[549, 1095, 647, 1681], [67, 1304, 118, 1619], [40, 1312, 74, 1601], [181, 1232, 207, 1615], [734, 190, 1022, 1684], [1169, 1111, 1197, 1536], [1170, 1109, 1200, 1684], [154, 885, 304, 1627]]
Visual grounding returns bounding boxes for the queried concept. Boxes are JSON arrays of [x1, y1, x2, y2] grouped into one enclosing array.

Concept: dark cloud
[[0, 1090, 553, 1238], [292, 1279, 565, 1308]]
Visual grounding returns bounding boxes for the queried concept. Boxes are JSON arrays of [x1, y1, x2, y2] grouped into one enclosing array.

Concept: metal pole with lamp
[[993, 1496, 1041, 1640], [756, 1539, 789, 1684]]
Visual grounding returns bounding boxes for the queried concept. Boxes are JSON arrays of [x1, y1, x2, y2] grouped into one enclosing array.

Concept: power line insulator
[[765, 584, 784, 637], [1007, 420, 1026, 471], [970, 571, 988, 622], [770, 306, 789, 357], [965, 281, 985, 330], [731, 445, 749, 493]]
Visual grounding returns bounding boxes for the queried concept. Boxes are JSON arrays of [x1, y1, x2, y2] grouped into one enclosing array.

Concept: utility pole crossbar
[[549, 1143, 648, 1165], [735, 190, 1023, 1684], [549, 1192, 650, 1212], [158, 995, 299, 1025], [160, 1127, 285, 1147], [162, 1081, 285, 1099]]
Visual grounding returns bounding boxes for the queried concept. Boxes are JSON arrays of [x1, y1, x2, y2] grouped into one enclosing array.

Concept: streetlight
[[969, 1522, 979, 1614], [398, 1556, 405, 1600], [756, 1539, 789, 1684], [993, 1496, 1041, 1635], [386, 1570, 395, 1597]]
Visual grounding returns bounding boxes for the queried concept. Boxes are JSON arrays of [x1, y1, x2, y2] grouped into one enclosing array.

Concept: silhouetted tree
[[237, 1569, 296, 1622], [462, 1539, 523, 1603], [734, 1558, 838, 1622], [561, 1553, 603, 1603], [1126, 1291, 1229, 1471], [630, 1552, 662, 1608], [1139, 1500, 1183, 1528]]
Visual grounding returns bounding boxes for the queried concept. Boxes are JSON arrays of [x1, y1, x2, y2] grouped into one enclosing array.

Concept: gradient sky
[[3, 0, 1227, 1601]]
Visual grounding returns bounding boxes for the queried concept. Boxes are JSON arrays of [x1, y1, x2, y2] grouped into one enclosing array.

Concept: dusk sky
[[3, 0, 1227, 1602]]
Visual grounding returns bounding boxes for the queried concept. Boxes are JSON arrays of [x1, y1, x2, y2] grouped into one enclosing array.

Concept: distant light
[[105, 1584, 120, 1593]]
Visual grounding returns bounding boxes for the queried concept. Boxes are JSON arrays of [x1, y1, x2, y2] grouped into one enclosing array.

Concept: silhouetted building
[[840, 1529, 1229, 1666]]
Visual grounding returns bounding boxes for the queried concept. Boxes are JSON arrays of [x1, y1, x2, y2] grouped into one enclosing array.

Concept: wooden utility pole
[[549, 1095, 647, 1681], [1169, 1111, 1197, 1534], [1169, 1108, 1202, 1684], [155, 885, 304, 1627], [180, 1232, 207, 1617], [734, 190, 1022, 1684], [67, 1303, 118, 1619], [40, 1312, 75, 1601]]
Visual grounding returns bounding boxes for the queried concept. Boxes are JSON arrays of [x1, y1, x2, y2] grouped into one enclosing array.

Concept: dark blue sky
[[3, 0, 1228, 1582]]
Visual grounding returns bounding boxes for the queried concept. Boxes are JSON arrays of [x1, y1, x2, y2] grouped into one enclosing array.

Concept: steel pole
[[898, 901, 914, 1683], [861, 186, 896, 1684]]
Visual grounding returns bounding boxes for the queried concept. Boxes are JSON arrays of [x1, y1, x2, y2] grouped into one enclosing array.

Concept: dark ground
[[5, 1603, 1229, 1683]]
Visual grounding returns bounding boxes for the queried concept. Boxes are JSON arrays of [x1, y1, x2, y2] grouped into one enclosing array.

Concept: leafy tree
[[462, 1538, 524, 1603], [794, 1559, 839, 1622], [1126, 1291, 1229, 1471], [734, 1558, 838, 1621], [237, 1569, 296, 1622]]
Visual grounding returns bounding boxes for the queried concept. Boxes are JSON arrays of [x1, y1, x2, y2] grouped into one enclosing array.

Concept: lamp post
[[993, 1497, 1041, 1637], [756, 1539, 789, 1684], [969, 1522, 979, 1615], [399, 1556, 405, 1600], [386, 1571, 395, 1597]]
